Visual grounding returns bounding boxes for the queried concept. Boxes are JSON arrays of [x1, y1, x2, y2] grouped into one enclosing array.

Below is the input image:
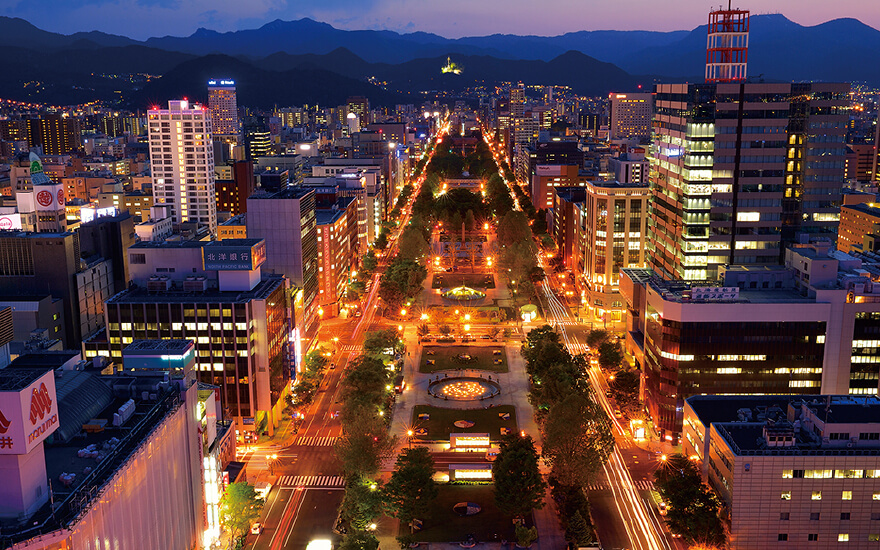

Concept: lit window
[[812, 491, 822, 500], [838, 534, 849, 542], [782, 470, 793, 479], [781, 492, 792, 500], [842, 491, 852, 501]]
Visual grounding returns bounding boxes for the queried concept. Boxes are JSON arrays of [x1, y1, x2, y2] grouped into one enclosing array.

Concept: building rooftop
[[129, 239, 205, 249], [0, 367, 49, 391], [586, 180, 650, 190], [108, 275, 285, 304], [220, 213, 247, 226], [249, 186, 313, 200], [316, 209, 345, 226], [7, 350, 81, 370], [841, 202, 880, 217]]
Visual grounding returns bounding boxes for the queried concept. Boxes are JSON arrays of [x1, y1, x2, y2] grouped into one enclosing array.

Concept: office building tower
[[683, 394, 880, 549], [608, 93, 653, 141], [346, 96, 370, 126], [147, 100, 217, 235], [316, 197, 358, 316], [85, 239, 290, 433], [554, 182, 649, 327], [247, 188, 319, 336], [838, 202, 880, 254], [649, 82, 849, 281], [509, 85, 525, 118], [215, 160, 254, 215], [622, 242, 880, 439], [26, 114, 81, 155], [207, 79, 239, 138]]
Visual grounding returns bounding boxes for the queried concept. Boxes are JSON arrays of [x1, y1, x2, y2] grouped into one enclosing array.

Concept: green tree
[[398, 226, 430, 261], [654, 454, 726, 546], [340, 476, 383, 531], [379, 258, 428, 310], [515, 524, 538, 548], [382, 447, 438, 531], [542, 393, 614, 488], [438, 324, 452, 336], [566, 511, 592, 546], [336, 413, 396, 478], [464, 209, 477, 231], [375, 229, 389, 250], [362, 250, 378, 274], [493, 434, 546, 517], [586, 329, 610, 349], [363, 329, 403, 356], [496, 210, 533, 247], [597, 341, 623, 370], [219, 482, 264, 543], [417, 322, 430, 338], [610, 369, 640, 415], [338, 530, 380, 550]]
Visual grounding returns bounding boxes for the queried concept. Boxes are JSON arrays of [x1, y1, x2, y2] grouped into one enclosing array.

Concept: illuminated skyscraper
[[147, 100, 217, 235], [207, 79, 239, 138]]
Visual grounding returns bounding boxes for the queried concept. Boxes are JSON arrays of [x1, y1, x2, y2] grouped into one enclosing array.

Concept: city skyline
[[4, 0, 880, 40]]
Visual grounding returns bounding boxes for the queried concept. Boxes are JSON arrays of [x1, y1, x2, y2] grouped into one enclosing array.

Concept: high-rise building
[[207, 79, 239, 137], [608, 93, 653, 141], [26, 114, 81, 155], [346, 96, 371, 126], [648, 82, 849, 281], [215, 160, 254, 215], [837, 202, 880, 254], [247, 188, 319, 336], [147, 100, 218, 235]]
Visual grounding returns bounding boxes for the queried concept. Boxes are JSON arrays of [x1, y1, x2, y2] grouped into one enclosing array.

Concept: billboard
[[203, 240, 266, 271], [34, 184, 65, 212], [0, 369, 58, 455], [0, 213, 21, 230]]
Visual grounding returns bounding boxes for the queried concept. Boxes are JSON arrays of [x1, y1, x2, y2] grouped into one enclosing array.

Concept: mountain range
[[0, 14, 876, 109]]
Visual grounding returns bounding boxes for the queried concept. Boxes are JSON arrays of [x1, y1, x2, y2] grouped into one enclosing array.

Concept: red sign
[[0, 218, 12, 230], [0, 410, 9, 434], [36, 190, 53, 208], [57, 190, 65, 206], [29, 383, 52, 425]]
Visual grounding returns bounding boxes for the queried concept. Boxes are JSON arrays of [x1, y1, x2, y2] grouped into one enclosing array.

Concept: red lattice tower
[[705, 3, 750, 83]]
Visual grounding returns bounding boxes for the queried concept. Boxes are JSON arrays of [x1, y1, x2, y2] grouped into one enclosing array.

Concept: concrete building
[[554, 181, 649, 327], [84, 239, 291, 434], [1, 345, 234, 550], [316, 197, 358, 317], [247, 187, 319, 336], [148, 100, 218, 235], [683, 394, 880, 550], [649, 82, 849, 281], [621, 242, 880, 439], [838, 202, 880, 254], [609, 147, 648, 184], [215, 160, 254, 215], [531, 164, 581, 210], [608, 92, 653, 141], [845, 143, 876, 183]]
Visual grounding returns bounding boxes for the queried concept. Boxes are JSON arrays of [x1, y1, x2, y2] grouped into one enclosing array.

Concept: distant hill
[[0, 12, 877, 107]]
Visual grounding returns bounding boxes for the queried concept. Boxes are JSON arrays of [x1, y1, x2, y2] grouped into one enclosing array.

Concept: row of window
[[781, 490, 880, 500], [778, 533, 880, 542], [784, 469, 880, 479], [781, 511, 880, 521]]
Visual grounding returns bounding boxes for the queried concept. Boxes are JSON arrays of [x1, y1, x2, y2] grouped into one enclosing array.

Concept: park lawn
[[414, 484, 518, 543], [420, 345, 508, 373], [431, 273, 496, 289], [411, 404, 517, 441]]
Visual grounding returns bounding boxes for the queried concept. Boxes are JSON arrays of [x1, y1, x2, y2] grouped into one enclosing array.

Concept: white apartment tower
[[148, 100, 217, 235], [207, 79, 239, 137]]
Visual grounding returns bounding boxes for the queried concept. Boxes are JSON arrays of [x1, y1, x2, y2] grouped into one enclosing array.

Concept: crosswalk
[[566, 344, 591, 354], [585, 479, 655, 491], [340, 345, 361, 352], [293, 436, 339, 447], [278, 475, 345, 488]]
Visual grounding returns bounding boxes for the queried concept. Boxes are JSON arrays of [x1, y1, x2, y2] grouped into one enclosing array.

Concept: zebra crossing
[[585, 479, 655, 491], [340, 345, 361, 352], [278, 475, 345, 488], [293, 436, 339, 447], [566, 344, 591, 354]]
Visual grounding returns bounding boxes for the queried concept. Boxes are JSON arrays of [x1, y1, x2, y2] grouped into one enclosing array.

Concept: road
[[245, 120, 450, 550], [534, 241, 678, 550]]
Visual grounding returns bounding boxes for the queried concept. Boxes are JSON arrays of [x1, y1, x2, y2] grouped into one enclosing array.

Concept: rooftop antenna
[[706, 3, 750, 83]]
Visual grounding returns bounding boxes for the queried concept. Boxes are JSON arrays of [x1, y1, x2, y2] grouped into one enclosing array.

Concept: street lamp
[[407, 429, 414, 449]]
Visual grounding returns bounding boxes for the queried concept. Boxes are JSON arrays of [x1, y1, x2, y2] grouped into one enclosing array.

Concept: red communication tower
[[705, 3, 750, 83]]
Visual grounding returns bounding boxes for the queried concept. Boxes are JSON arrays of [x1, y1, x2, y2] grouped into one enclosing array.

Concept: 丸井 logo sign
[[36, 190, 53, 208], [0, 410, 10, 434], [57, 190, 65, 206], [29, 383, 52, 425]]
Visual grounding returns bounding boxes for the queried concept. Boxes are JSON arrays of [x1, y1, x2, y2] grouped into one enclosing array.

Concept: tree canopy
[[492, 434, 546, 517], [382, 447, 438, 528], [219, 482, 264, 542], [542, 393, 614, 488]]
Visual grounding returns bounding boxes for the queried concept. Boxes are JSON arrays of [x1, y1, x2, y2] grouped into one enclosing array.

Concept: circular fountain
[[441, 286, 486, 302], [428, 377, 501, 401]]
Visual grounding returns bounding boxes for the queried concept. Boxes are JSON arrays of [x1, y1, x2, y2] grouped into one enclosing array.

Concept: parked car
[[614, 409, 623, 418], [658, 501, 668, 516], [250, 522, 263, 535]]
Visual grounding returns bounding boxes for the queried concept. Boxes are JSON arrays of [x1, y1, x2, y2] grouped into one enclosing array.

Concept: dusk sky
[[3, 0, 879, 39]]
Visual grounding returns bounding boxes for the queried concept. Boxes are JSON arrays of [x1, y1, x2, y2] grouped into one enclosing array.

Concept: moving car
[[658, 501, 668, 516], [250, 522, 263, 535]]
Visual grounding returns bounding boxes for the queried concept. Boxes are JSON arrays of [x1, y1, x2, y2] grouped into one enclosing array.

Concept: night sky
[[3, 0, 878, 40]]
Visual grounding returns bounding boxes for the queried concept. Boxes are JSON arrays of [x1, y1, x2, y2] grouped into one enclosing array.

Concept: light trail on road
[[536, 275, 671, 550]]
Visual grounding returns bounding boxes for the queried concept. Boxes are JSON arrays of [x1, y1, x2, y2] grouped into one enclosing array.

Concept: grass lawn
[[432, 273, 495, 289], [414, 484, 518, 543], [420, 345, 508, 373], [411, 404, 517, 441]]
